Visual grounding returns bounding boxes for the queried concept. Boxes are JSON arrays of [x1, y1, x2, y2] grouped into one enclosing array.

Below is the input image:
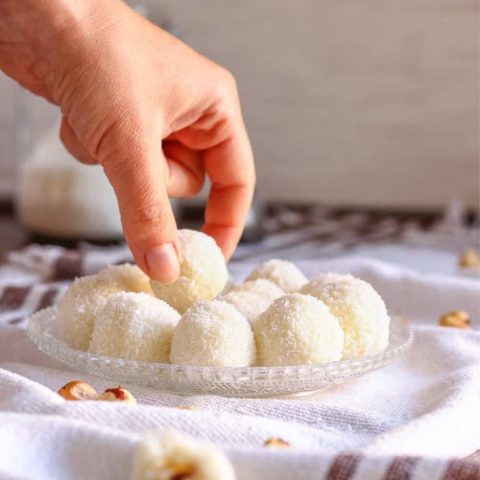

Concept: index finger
[[202, 123, 255, 259]]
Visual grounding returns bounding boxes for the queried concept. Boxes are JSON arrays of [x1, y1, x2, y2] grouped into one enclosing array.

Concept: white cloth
[[0, 258, 479, 480]]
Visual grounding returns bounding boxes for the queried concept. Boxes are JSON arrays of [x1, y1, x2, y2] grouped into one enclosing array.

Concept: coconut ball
[[89, 292, 180, 362], [232, 278, 284, 297], [302, 277, 390, 359], [218, 291, 268, 323], [253, 293, 344, 366], [218, 280, 284, 323], [57, 274, 124, 350], [150, 229, 228, 313], [98, 263, 153, 295], [300, 273, 355, 295], [170, 300, 255, 367], [132, 429, 235, 480], [246, 259, 307, 293]]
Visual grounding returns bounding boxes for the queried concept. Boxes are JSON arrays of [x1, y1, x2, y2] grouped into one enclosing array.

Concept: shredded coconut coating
[[218, 291, 269, 323], [132, 429, 236, 480], [98, 263, 153, 295], [150, 230, 228, 313], [170, 300, 256, 367], [253, 293, 344, 366], [231, 279, 284, 297], [89, 292, 180, 362], [219, 280, 283, 322], [57, 274, 124, 351], [301, 277, 390, 359], [300, 273, 355, 295], [246, 259, 307, 293]]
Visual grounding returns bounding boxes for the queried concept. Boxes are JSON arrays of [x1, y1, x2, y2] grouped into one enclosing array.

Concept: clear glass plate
[[27, 307, 413, 398]]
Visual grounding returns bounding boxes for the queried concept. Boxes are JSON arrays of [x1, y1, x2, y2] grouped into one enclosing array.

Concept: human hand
[[0, 0, 255, 282]]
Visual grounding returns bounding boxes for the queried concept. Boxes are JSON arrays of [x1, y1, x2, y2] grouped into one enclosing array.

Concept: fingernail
[[145, 243, 180, 284]]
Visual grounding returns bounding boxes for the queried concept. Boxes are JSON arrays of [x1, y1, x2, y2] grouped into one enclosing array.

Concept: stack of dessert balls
[[57, 229, 390, 367]]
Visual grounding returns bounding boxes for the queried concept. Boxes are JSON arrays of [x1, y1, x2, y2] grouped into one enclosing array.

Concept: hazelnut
[[263, 437, 291, 449], [439, 310, 471, 329], [160, 464, 196, 480], [98, 386, 137, 404], [57, 381, 98, 401], [459, 249, 480, 269]]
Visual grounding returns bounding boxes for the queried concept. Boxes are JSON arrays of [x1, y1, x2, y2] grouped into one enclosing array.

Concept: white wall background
[[0, 74, 15, 197], [1, 0, 478, 209]]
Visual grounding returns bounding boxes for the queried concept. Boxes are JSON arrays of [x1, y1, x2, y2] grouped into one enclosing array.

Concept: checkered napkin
[[0, 243, 479, 480]]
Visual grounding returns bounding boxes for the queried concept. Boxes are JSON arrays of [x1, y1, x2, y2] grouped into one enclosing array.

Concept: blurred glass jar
[[14, 89, 124, 240]]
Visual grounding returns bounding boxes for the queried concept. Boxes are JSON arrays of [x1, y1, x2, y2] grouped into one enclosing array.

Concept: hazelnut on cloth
[[132, 430, 235, 480], [263, 437, 291, 449], [98, 386, 137, 404], [439, 310, 471, 329], [57, 381, 98, 401], [459, 249, 480, 269]]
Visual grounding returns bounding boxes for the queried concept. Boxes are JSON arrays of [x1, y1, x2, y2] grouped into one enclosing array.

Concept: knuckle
[[211, 67, 238, 103], [220, 67, 237, 90], [190, 175, 206, 195]]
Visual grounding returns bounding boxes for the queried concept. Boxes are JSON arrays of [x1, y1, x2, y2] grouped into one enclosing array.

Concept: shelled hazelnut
[[459, 249, 480, 269], [263, 437, 291, 449], [98, 386, 137, 404], [439, 310, 471, 329], [57, 381, 98, 401]]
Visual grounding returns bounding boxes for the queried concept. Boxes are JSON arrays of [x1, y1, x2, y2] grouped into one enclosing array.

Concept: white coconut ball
[[246, 259, 307, 293], [57, 274, 124, 350], [253, 293, 344, 366], [231, 278, 284, 297], [98, 263, 153, 295], [170, 300, 255, 367], [301, 273, 354, 294], [218, 279, 284, 322], [150, 229, 228, 313], [132, 429, 235, 480], [301, 277, 390, 359], [89, 292, 180, 362]]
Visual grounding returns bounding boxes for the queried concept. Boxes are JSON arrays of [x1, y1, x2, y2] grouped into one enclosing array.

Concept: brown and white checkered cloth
[[0, 211, 479, 479]]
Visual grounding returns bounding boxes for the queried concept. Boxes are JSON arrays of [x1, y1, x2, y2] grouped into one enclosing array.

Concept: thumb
[[100, 136, 180, 284]]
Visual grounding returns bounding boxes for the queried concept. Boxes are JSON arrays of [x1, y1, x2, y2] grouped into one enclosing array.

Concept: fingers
[[163, 140, 205, 197], [202, 126, 255, 259], [99, 132, 180, 283], [59, 117, 98, 165]]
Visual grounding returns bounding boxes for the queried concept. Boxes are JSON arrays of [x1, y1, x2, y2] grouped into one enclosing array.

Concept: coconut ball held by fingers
[[150, 230, 228, 313], [89, 292, 180, 362], [246, 259, 307, 293], [170, 300, 256, 367], [301, 277, 390, 359], [253, 293, 344, 366]]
